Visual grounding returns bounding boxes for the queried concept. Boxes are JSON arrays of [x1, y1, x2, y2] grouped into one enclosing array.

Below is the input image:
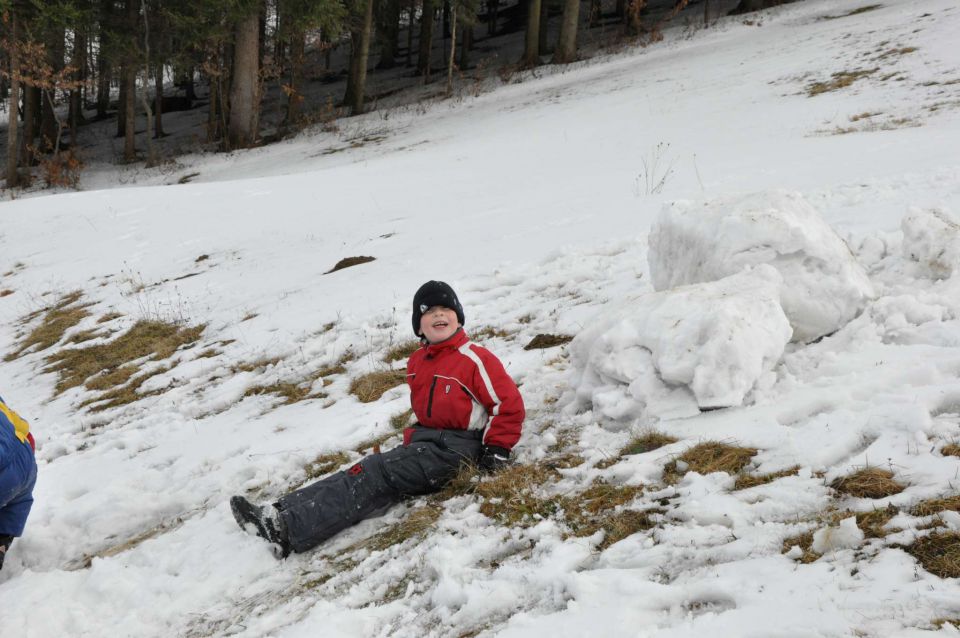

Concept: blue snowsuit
[[0, 396, 37, 537]]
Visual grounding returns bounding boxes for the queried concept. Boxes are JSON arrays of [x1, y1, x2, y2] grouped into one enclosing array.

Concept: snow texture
[[570, 265, 792, 418], [811, 516, 865, 554], [648, 190, 875, 342], [901, 207, 960, 279]]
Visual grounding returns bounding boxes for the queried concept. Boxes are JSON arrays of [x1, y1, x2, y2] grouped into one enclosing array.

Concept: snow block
[[570, 266, 792, 420], [901, 207, 960, 279], [648, 190, 874, 342]]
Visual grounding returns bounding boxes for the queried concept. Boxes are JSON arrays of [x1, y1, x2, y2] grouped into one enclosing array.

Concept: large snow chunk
[[648, 190, 874, 342], [571, 266, 792, 421], [901, 207, 960, 279]]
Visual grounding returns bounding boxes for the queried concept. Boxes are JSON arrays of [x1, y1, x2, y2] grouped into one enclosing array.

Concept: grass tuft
[[349, 369, 407, 403], [472, 326, 513, 340], [782, 531, 819, 563], [390, 408, 415, 431], [304, 452, 351, 481], [0, 289, 13, 297], [45, 320, 204, 396], [911, 495, 960, 518], [6, 291, 91, 360], [821, 5, 882, 20], [941, 443, 960, 458], [524, 333, 574, 350], [830, 467, 905, 499], [360, 504, 443, 552], [624, 431, 678, 456], [384, 340, 420, 363], [807, 68, 877, 96], [663, 441, 757, 484], [244, 382, 326, 405], [734, 466, 801, 491], [903, 532, 960, 578]]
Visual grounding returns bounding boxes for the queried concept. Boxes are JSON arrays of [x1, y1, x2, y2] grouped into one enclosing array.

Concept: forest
[[0, 0, 784, 189]]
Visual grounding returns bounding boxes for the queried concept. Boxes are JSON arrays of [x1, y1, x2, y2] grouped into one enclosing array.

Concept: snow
[[648, 190, 874, 342], [570, 264, 792, 418], [901, 207, 960, 279], [810, 516, 864, 554], [1, 0, 960, 636]]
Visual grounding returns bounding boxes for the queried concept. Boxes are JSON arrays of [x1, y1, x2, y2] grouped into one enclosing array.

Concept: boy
[[231, 280, 525, 557], [0, 395, 37, 571]]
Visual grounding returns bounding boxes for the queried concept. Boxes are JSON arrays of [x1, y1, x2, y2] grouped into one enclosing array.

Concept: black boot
[[230, 496, 291, 558]]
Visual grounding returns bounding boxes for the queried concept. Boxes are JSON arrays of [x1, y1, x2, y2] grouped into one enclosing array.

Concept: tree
[[227, 3, 260, 149], [417, 0, 434, 78], [521, 0, 541, 67], [552, 0, 579, 64], [5, 5, 22, 187], [344, 0, 375, 114]]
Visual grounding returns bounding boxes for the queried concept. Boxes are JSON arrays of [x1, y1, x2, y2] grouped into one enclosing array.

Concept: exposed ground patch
[[524, 334, 574, 350], [662, 441, 757, 484], [830, 467, 905, 499], [350, 369, 407, 403], [325, 256, 376, 274], [5, 290, 92, 360]]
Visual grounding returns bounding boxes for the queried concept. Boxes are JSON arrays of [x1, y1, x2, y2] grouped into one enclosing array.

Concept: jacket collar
[[422, 328, 469, 357]]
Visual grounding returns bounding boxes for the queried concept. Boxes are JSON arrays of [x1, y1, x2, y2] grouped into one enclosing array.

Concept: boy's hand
[[478, 445, 511, 473]]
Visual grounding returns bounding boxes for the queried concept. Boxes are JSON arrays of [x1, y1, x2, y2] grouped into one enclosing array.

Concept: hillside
[[1, 0, 959, 636]]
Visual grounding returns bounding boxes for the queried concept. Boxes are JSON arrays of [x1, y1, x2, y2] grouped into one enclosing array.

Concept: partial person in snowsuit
[[231, 281, 525, 557], [0, 395, 38, 570]]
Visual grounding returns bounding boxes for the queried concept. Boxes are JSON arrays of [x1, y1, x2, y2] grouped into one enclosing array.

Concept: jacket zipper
[[427, 376, 438, 418]]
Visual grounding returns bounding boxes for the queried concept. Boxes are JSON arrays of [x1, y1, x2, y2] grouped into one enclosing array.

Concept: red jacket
[[405, 329, 524, 450]]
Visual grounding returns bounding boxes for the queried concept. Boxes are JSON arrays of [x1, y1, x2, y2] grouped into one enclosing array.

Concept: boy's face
[[419, 305, 460, 343]]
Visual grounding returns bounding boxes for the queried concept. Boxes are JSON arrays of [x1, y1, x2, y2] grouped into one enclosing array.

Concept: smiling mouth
[[432, 321, 449, 329]]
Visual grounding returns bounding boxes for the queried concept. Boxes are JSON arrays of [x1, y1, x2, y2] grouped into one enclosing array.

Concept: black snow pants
[[276, 426, 483, 553]]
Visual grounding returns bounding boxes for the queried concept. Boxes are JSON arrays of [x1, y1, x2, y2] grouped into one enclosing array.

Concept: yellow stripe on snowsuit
[[0, 400, 30, 444]]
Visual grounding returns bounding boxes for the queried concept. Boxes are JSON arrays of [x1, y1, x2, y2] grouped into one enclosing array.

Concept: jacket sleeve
[[467, 345, 525, 450]]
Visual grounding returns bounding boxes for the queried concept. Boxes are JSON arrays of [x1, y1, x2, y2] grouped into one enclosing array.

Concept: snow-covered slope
[[2, 0, 960, 635]]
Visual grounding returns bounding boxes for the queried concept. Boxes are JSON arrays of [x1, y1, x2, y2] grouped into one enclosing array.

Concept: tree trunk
[[6, 10, 21, 188], [417, 0, 434, 78], [458, 23, 473, 69], [124, 62, 136, 161], [345, 0, 375, 115], [377, 0, 400, 69], [21, 86, 38, 165], [285, 27, 305, 128], [117, 75, 126, 136], [522, 0, 541, 67], [97, 55, 111, 118], [40, 27, 65, 153], [538, 0, 550, 55], [69, 31, 87, 146], [589, 0, 601, 27], [487, 0, 498, 36], [445, 1, 457, 95], [228, 10, 261, 149], [406, 0, 414, 67], [207, 69, 220, 142], [704, 0, 709, 25], [154, 64, 165, 137], [553, 0, 580, 64]]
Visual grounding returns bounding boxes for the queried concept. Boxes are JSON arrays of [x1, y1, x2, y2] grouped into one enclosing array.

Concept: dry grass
[[911, 495, 960, 518], [876, 46, 917, 60], [475, 463, 563, 527], [349, 369, 407, 403], [903, 532, 960, 578], [304, 452, 351, 481], [325, 256, 376, 274], [6, 291, 91, 360], [624, 431, 678, 456], [472, 326, 513, 340], [933, 619, 960, 630], [830, 467, 905, 499], [820, 4, 882, 19], [231, 356, 283, 373], [359, 504, 443, 552], [524, 334, 574, 350], [383, 340, 420, 363], [734, 466, 801, 491], [0, 289, 13, 297], [244, 382, 326, 405], [390, 408, 415, 431], [940, 443, 960, 458], [45, 320, 204, 396], [663, 442, 757, 484], [782, 531, 819, 563], [80, 364, 174, 411], [855, 505, 899, 538], [354, 431, 397, 454], [807, 68, 877, 96]]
